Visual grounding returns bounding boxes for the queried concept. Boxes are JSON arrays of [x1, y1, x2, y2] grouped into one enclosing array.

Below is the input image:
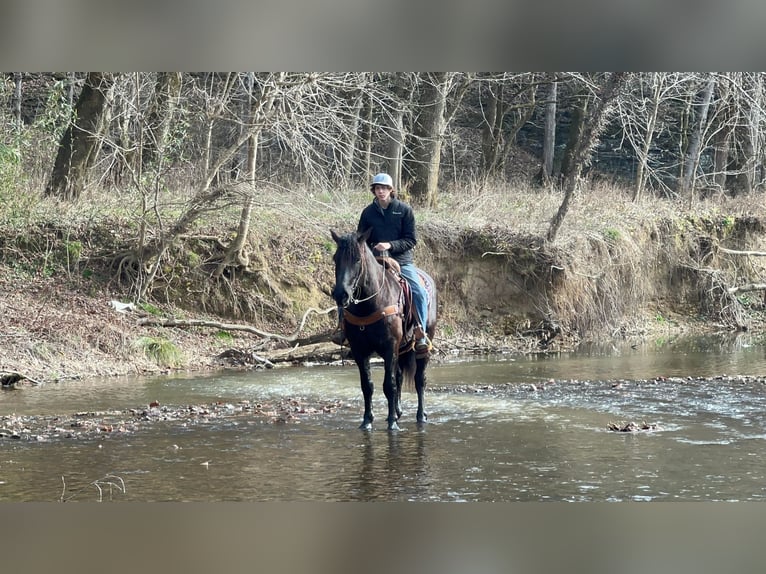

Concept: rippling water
[[3, 332, 766, 501]]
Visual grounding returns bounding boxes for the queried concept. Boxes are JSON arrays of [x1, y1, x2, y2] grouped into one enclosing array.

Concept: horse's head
[[331, 228, 371, 307]]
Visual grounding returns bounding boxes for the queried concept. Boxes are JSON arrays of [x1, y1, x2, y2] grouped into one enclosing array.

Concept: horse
[[331, 228, 437, 431]]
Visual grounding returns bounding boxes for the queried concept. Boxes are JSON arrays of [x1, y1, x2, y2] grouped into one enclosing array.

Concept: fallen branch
[[727, 283, 766, 295], [1, 371, 43, 386], [719, 247, 766, 257], [137, 306, 336, 343]]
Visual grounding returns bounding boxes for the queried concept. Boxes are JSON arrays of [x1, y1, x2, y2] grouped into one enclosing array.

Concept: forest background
[[2, 72, 766, 383]]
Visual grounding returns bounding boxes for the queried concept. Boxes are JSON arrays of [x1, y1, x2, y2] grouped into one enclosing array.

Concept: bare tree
[[632, 73, 664, 200], [540, 74, 557, 186], [381, 73, 416, 190], [478, 73, 538, 178], [406, 73, 473, 206], [679, 74, 716, 205], [213, 72, 284, 281], [738, 73, 765, 193], [558, 86, 588, 185], [615, 72, 684, 200], [142, 72, 183, 170], [45, 72, 115, 200], [547, 72, 628, 243]]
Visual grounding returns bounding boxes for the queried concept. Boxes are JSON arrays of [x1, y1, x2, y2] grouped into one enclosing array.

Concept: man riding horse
[[332, 173, 432, 353]]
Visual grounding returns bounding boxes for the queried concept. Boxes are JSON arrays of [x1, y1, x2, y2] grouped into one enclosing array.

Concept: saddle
[[375, 256, 420, 351]]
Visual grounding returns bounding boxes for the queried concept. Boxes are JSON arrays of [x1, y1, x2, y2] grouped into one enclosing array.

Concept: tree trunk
[[480, 84, 501, 174], [712, 76, 734, 191], [739, 73, 763, 194], [384, 74, 416, 191], [540, 77, 557, 186], [362, 91, 374, 181], [408, 72, 448, 207], [547, 73, 627, 243], [213, 73, 283, 279], [680, 75, 716, 206], [142, 72, 183, 170], [340, 89, 364, 183], [387, 108, 405, 190], [559, 91, 588, 184], [633, 73, 663, 201], [45, 72, 114, 200]]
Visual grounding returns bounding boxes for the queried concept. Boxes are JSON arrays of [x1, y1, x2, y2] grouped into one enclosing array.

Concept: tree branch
[[727, 283, 766, 295], [137, 306, 336, 343], [719, 247, 766, 257]]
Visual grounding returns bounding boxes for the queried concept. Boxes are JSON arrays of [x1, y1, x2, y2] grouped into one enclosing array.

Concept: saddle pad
[[416, 268, 435, 308]]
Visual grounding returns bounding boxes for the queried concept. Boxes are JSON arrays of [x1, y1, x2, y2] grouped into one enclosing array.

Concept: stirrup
[[415, 335, 432, 352]]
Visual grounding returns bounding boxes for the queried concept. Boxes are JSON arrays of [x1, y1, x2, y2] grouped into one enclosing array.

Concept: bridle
[[345, 242, 385, 307], [339, 241, 403, 330]]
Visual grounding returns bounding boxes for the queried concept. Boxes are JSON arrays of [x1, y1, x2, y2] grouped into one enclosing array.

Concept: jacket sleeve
[[356, 208, 370, 234], [389, 203, 417, 254]]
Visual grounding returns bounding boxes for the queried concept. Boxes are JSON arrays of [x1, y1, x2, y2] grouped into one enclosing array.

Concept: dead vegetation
[[2, 179, 766, 384]]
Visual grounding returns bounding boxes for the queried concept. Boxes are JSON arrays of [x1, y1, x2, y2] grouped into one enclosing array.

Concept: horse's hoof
[[387, 421, 401, 431], [359, 421, 373, 431], [417, 411, 428, 424]]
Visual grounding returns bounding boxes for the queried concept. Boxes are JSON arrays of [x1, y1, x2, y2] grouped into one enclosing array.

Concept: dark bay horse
[[331, 229, 437, 431]]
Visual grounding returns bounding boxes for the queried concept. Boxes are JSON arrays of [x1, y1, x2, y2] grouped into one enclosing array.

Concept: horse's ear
[[359, 227, 372, 243], [330, 229, 341, 243]]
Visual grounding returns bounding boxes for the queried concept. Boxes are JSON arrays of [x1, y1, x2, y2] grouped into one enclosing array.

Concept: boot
[[331, 329, 346, 345], [331, 308, 347, 345], [331, 318, 346, 345], [414, 325, 431, 352]]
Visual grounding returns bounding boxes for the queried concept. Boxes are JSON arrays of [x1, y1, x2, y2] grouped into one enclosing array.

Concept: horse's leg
[[382, 352, 400, 431], [355, 355, 374, 430], [415, 356, 429, 425]]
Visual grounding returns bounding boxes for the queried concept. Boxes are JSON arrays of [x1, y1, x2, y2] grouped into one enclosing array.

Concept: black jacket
[[357, 197, 417, 265]]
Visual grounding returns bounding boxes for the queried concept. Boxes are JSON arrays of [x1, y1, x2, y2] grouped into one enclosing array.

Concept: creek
[[2, 333, 766, 501]]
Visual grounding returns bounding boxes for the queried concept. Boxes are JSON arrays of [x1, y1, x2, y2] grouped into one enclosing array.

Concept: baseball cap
[[370, 173, 393, 188]]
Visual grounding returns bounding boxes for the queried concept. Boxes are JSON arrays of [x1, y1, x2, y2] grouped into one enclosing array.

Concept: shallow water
[[3, 333, 766, 501]]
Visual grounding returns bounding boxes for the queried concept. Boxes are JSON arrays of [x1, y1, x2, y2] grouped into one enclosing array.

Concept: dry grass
[[2, 172, 766, 382]]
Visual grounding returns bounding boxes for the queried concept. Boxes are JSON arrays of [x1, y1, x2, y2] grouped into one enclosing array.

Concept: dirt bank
[[3, 200, 765, 387], [0, 262, 555, 387]]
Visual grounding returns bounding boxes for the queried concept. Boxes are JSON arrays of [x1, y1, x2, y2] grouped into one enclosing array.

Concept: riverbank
[[2, 183, 765, 387], [0, 262, 533, 385], [0, 258, 715, 387]]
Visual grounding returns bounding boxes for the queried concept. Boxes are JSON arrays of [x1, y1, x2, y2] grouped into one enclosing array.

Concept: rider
[[332, 172, 432, 352]]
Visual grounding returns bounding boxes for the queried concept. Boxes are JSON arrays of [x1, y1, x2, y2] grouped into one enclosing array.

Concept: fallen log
[[1, 371, 42, 387], [727, 283, 766, 295], [137, 306, 336, 344], [719, 247, 766, 257]]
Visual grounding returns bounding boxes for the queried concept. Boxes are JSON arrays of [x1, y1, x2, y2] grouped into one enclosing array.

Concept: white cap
[[371, 173, 393, 188]]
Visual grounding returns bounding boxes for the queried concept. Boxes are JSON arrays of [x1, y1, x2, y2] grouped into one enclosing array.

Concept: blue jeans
[[398, 263, 428, 332]]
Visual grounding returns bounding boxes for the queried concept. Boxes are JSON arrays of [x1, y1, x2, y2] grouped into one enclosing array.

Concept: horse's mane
[[335, 231, 378, 270], [334, 232, 363, 266]]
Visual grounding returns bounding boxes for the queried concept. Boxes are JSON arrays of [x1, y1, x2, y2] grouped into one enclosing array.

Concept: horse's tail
[[398, 348, 418, 390]]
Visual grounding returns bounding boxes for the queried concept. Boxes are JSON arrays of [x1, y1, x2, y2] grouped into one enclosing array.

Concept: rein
[[343, 243, 402, 326], [346, 243, 385, 305]]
